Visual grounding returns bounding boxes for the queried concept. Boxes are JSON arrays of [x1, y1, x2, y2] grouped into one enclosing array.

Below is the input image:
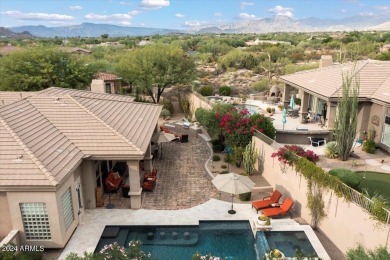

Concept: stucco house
[[281, 58, 390, 153], [90, 72, 122, 94], [0, 87, 161, 248]]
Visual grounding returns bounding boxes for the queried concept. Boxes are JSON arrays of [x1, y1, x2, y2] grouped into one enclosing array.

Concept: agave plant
[[324, 141, 338, 159]]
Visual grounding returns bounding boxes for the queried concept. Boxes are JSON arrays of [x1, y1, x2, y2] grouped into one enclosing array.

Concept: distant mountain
[[8, 22, 182, 37], [198, 15, 390, 34], [6, 14, 390, 38], [0, 27, 34, 38]]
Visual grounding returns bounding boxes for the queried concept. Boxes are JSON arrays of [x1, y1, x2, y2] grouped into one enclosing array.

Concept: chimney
[[319, 55, 333, 68]]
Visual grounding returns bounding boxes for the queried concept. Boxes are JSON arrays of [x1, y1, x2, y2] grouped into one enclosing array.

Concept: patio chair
[[251, 190, 282, 213], [261, 197, 294, 218], [308, 137, 326, 147], [105, 170, 123, 192], [142, 176, 157, 191]]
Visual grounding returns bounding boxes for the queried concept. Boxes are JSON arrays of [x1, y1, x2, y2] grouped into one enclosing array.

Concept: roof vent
[[18, 109, 25, 112], [12, 155, 23, 163], [55, 148, 64, 153], [53, 97, 60, 102]]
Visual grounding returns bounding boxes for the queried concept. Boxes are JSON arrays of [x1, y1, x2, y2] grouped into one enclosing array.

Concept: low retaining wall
[[252, 135, 390, 253], [275, 130, 332, 145]]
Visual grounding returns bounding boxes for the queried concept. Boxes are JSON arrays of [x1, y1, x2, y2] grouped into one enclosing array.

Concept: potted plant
[[264, 249, 285, 259], [257, 214, 269, 225], [266, 107, 272, 113]]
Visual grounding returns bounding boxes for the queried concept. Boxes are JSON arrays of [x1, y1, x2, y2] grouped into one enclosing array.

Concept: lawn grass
[[355, 171, 390, 202]]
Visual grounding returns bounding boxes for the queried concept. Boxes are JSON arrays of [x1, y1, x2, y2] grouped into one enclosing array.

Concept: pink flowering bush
[[192, 252, 228, 260], [271, 145, 319, 166]]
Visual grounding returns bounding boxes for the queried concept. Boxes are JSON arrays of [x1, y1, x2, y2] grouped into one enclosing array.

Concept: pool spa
[[95, 221, 318, 259]]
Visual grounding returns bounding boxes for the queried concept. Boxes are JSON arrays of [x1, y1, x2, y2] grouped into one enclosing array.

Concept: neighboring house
[[281, 58, 390, 153], [66, 47, 92, 55], [245, 39, 291, 46], [91, 72, 121, 94], [380, 44, 390, 53], [0, 87, 161, 248], [0, 45, 19, 55]]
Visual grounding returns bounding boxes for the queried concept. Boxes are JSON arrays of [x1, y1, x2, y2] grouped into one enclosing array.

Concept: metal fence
[[254, 129, 390, 225]]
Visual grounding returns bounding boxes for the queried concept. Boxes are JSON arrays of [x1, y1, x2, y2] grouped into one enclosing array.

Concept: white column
[[80, 160, 97, 209], [143, 144, 153, 171], [127, 160, 142, 209]]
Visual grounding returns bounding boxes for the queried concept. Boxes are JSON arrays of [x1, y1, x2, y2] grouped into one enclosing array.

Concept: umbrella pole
[[228, 194, 236, 214]]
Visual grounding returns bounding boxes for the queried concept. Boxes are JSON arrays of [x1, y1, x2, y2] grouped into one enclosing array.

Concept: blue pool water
[[235, 104, 260, 115], [95, 221, 317, 260]]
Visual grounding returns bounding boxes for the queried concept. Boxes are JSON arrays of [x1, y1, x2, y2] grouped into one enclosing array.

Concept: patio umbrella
[[289, 95, 295, 109], [212, 172, 255, 214], [282, 108, 287, 130], [151, 131, 177, 158]]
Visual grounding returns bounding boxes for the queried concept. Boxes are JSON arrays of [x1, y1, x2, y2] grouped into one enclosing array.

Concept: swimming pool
[[95, 221, 317, 259], [235, 104, 261, 115]]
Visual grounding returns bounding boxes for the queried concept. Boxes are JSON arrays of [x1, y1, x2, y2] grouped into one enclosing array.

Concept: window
[[20, 203, 51, 240], [105, 83, 111, 93], [381, 117, 390, 147], [61, 188, 75, 231]]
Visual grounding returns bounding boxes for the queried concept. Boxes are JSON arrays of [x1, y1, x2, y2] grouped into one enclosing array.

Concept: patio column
[[80, 160, 97, 209], [283, 84, 292, 108], [326, 102, 337, 129], [144, 144, 153, 171], [300, 92, 310, 123], [127, 160, 142, 209]]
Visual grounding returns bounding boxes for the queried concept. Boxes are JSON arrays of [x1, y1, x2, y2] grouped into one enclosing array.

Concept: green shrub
[[346, 244, 390, 260], [219, 86, 232, 96], [160, 109, 171, 118], [239, 192, 251, 201], [362, 140, 376, 154], [199, 86, 213, 96], [295, 97, 301, 106], [266, 107, 272, 113], [220, 171, 229, 174], [324, 141, 338, 159], [221, 165, 227, 169], [329, 168, 362, 189], [160, 99, 174, 115], [213, 155, 221, 161], [224, 154, 232, 163]]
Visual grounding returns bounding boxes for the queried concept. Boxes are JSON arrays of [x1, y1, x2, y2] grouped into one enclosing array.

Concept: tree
[[118, 44, 195, 103], [334, 66, 360, 161], [0, 47, 97, 91]]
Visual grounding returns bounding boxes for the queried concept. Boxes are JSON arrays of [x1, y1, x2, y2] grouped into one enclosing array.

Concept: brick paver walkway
[[142, 138, 217, 209]]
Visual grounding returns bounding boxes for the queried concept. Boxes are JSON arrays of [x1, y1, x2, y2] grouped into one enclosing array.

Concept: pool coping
[[59, 199, 330, 260]]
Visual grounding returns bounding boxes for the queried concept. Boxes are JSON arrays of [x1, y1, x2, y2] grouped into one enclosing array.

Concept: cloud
[[341, 9, 346, 13], [239, 13, 257, 20], [120, 1, 132, 6], [2, 10, 74, 21], [175, 13, 185, 18], [182, 20, 204, 27], [374, 5, 390, 14], [129, 10, 140, 16], [214, 12, 222, 17], [240, 2, 254, 10], [268, 5, 294, 17], [69, 5, 82, 10], [84, 13, 132, 21], [140, 0, 170, 9]]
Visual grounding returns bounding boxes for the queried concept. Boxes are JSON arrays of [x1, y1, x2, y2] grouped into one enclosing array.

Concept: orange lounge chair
[[262, 197, 294, 218], [251, 190, 282, 213]]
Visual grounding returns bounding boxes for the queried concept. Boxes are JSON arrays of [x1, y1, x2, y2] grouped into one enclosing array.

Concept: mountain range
[[6, 15, 390, 38]]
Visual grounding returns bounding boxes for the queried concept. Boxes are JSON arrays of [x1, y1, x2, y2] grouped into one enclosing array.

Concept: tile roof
[[281, 60, 390, 103], [0, 87, 161, 188], [0, 92, 35, 107], [95, 72, 117, 81]]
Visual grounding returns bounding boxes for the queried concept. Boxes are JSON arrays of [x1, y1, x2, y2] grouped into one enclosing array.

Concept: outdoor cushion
[[262, 197, 294, 218], [252, 190, 282, 213]]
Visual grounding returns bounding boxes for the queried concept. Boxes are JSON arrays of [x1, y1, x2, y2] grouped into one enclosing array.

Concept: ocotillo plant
[[243, 141, 258, 175]]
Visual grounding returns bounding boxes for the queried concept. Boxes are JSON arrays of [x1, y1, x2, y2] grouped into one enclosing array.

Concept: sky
[[1, 0, 390, 29]]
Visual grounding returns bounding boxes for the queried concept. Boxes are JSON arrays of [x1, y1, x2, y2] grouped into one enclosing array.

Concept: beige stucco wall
[[252, 135, 390, 253], [0, 192, 12, 238], [187, 93, 212, 121], [369, 103, 386, 143], [91, 79, 105, 93], [80, 160, 97, 209], [5, 171, 79, 248]]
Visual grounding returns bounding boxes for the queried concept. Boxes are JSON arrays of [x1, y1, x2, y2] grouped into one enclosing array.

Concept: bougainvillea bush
[[271, 145, 319, 166], [195, 105, 276, 148]]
